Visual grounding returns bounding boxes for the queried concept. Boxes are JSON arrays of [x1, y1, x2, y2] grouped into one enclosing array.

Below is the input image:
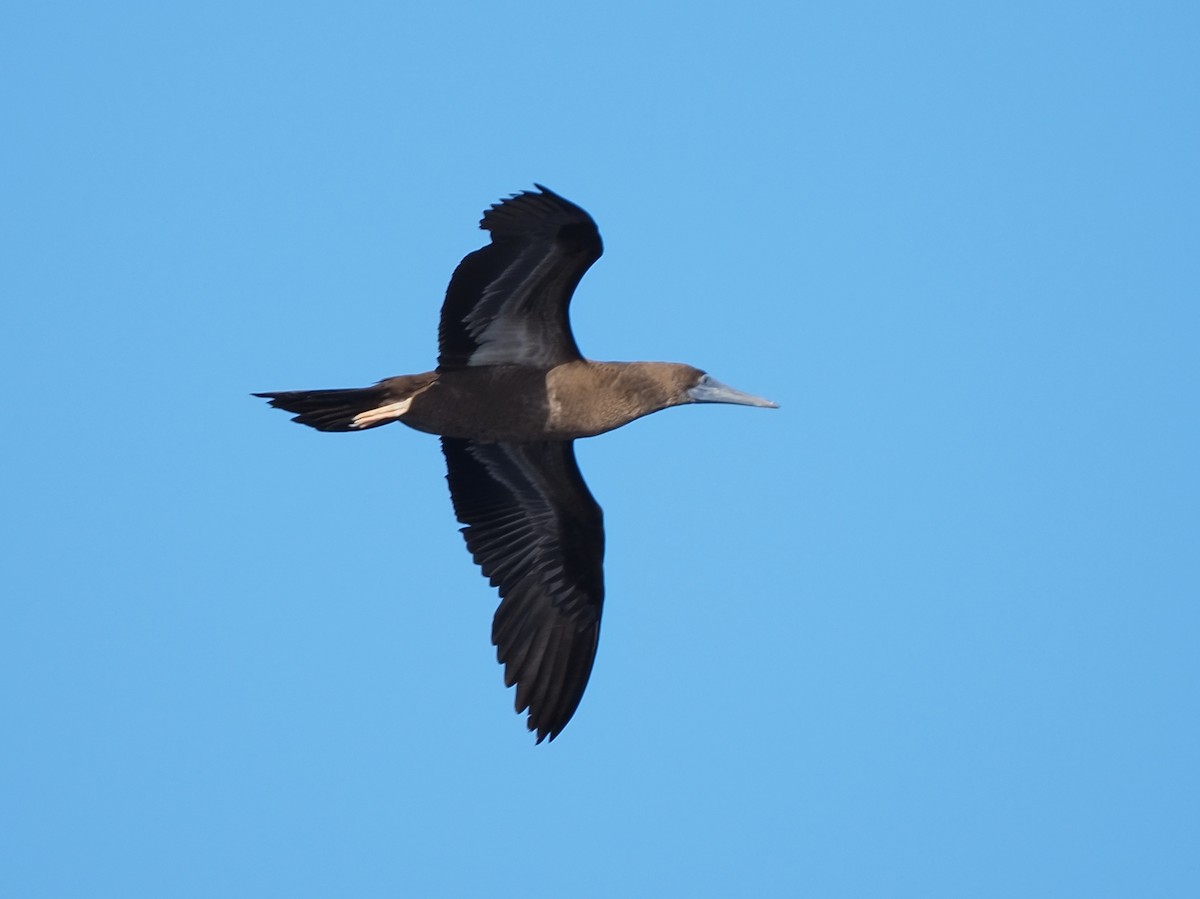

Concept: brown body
[[390, 361, 699, 441]]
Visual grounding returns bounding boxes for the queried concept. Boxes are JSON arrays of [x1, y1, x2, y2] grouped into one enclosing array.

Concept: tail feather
[[253, 386, 394, 432]]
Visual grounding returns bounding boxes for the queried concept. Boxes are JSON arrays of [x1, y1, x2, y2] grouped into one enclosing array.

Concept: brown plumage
[[255, 186, 777, 742]]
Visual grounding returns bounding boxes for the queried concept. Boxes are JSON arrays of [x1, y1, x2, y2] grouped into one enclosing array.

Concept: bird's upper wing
[[437, 186, 603, 370], [441, 437, 605, 742]]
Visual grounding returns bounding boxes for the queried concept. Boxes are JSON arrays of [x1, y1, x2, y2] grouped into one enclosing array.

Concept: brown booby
[[256, 186, 777, 742]]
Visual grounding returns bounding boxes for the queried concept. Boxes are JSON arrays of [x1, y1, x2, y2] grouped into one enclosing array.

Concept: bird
[[255, 185, 777, 742]]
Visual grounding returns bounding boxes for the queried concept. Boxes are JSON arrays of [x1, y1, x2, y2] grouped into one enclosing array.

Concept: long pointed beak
[[687, 376, 779, 408]]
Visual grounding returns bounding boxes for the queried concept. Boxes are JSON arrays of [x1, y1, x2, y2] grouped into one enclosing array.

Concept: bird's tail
[[255, 373, 437, 432], [253, 384, 403, 432]]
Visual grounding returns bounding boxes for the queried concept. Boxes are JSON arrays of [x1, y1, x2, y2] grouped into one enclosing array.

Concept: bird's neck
[[545, 361, 686, 438]]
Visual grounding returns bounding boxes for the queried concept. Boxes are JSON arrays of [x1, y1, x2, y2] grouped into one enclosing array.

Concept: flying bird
[[255, 186, 777, 742]]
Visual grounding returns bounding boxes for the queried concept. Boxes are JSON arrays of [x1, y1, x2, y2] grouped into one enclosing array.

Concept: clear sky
[[2, 2, 1197, 896]]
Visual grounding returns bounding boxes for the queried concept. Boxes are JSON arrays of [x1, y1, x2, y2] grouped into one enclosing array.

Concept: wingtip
[[480, 186, 540, 229], [533, 722, 561, 744]]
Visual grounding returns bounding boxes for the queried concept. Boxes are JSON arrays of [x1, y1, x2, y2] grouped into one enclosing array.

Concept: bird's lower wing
[[441, 438, 605, 742]]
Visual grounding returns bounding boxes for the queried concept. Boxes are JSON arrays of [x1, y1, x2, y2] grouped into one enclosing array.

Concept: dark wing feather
[[437, 186, 603, 370], [441, 438, 605, 742]]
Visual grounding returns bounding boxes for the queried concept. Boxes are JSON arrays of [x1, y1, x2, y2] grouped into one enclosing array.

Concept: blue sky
[[2, 2, 1197, 896]]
